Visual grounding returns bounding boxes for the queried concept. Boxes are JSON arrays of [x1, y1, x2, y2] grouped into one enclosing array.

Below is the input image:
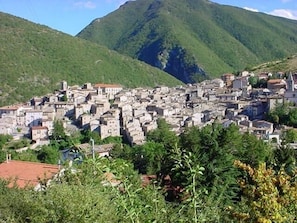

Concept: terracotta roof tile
[[0, 160, 59, 188], [31, 126, 48, 130], [0, 106, 19, 111], [267, 79, 283, 84]]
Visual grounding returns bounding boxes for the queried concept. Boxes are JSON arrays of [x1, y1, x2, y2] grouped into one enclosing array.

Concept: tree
[[265, 102, 297, 127], [288, 109, 297, 127], [282, 129, 297, 144], [0, 150, 6, 163], [248, 76, 259, 87], [147, 118, 179, 151], [133, 141, 166, 174], [37, 145, 60, 164], [0, 134, 12, 149], [177, 124, 241, 205], [238, 132, 273, 167], [52, 120, 66, 141], [80, 129, 101, 144], [273, 144, 297, 175], [231, 160, 297, 222]]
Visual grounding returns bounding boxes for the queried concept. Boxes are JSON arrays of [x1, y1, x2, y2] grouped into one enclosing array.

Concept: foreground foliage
[[232, 160, 297, 223], [1, 122, 297, 222]]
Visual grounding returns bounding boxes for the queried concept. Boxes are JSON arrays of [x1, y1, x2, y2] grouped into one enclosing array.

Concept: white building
[[25, 110, 43, 127], [98, 112, 120, 139], [94, 83, 123, 100]]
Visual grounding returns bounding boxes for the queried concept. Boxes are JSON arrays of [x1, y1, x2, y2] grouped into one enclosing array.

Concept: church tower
[[287, 72, 294, 92]]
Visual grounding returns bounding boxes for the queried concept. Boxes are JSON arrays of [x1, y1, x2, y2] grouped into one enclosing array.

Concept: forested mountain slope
[[0, 12, 182, 106], [77, 0, 297, 82]]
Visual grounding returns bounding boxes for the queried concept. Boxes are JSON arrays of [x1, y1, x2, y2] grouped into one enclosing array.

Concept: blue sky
[[0, 0, 296, 36]]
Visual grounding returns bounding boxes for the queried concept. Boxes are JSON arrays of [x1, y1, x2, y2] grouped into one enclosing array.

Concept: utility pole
[[90, 138, 95, 159]]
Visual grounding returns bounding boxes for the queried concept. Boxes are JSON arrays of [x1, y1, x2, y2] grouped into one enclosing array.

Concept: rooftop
[[0, 160, 59, 189], [94, 83, 122, 88]]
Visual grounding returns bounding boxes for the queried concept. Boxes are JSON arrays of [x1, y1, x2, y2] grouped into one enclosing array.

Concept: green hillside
[[250, 55, 297, 74], [0, 12, 182, 106], [77, 0, 297, 82]]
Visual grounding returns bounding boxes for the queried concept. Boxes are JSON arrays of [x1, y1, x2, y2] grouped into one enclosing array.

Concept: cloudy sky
[[0, 0, 296, 36]]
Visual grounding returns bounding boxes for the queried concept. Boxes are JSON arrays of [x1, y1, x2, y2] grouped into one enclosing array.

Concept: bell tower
[[287, 72, 294, 92]]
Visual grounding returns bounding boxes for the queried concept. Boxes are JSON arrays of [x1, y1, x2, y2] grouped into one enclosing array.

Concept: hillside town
[[0, 71, 297, 149]]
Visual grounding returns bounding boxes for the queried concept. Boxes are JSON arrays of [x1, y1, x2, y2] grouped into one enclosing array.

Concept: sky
[[0, 0, 297, 36]]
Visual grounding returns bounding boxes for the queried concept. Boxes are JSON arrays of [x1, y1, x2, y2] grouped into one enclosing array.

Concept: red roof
[[267, 79, 283, 84], [0, 105, 19, 111], [31, 126, 48, 130], [0, 160, 59, 188]]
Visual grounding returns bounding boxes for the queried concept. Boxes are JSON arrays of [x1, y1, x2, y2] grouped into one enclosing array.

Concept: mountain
[[77, 0, 297, 83], [0, 12, 182, 107]]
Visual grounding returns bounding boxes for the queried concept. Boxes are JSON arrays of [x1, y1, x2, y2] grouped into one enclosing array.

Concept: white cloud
[[269, 9, 297, 20], [74, 1, 96, 9], [106, 0, 137, 8], [243, 7, 259, 12], [117, 0, 127, 7]]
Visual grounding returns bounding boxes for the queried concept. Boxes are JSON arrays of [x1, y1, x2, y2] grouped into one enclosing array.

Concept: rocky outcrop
[[139, 44, 207, 83]]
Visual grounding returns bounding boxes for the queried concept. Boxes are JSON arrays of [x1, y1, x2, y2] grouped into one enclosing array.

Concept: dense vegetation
[[266, 102, 297, 128], [77, 0, 297, 82], [1, 119, 297, 222], [0, 12, 182, 106]]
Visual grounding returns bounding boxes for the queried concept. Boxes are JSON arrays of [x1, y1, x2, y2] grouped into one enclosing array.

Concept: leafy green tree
[[0, 150, 6, 163], [288, 109, 297, 127], [133, 141, 166, 174], [37, 145, 60, 164], [110, 144, 134, 161], [146, 119, 180, 178], [248, 76, 258, 87], [238, 132, 273, 167], [0, 134, 12, 149], [147, 119, 179, 150], [80, 129, 101, 144], [51, 120, 73, 150], [176, 124, 241, 205], [273, 145, 297, 175], [265, 102, 297, 127], [51, 120, 66, 141], [282, 129, 297, 144]]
